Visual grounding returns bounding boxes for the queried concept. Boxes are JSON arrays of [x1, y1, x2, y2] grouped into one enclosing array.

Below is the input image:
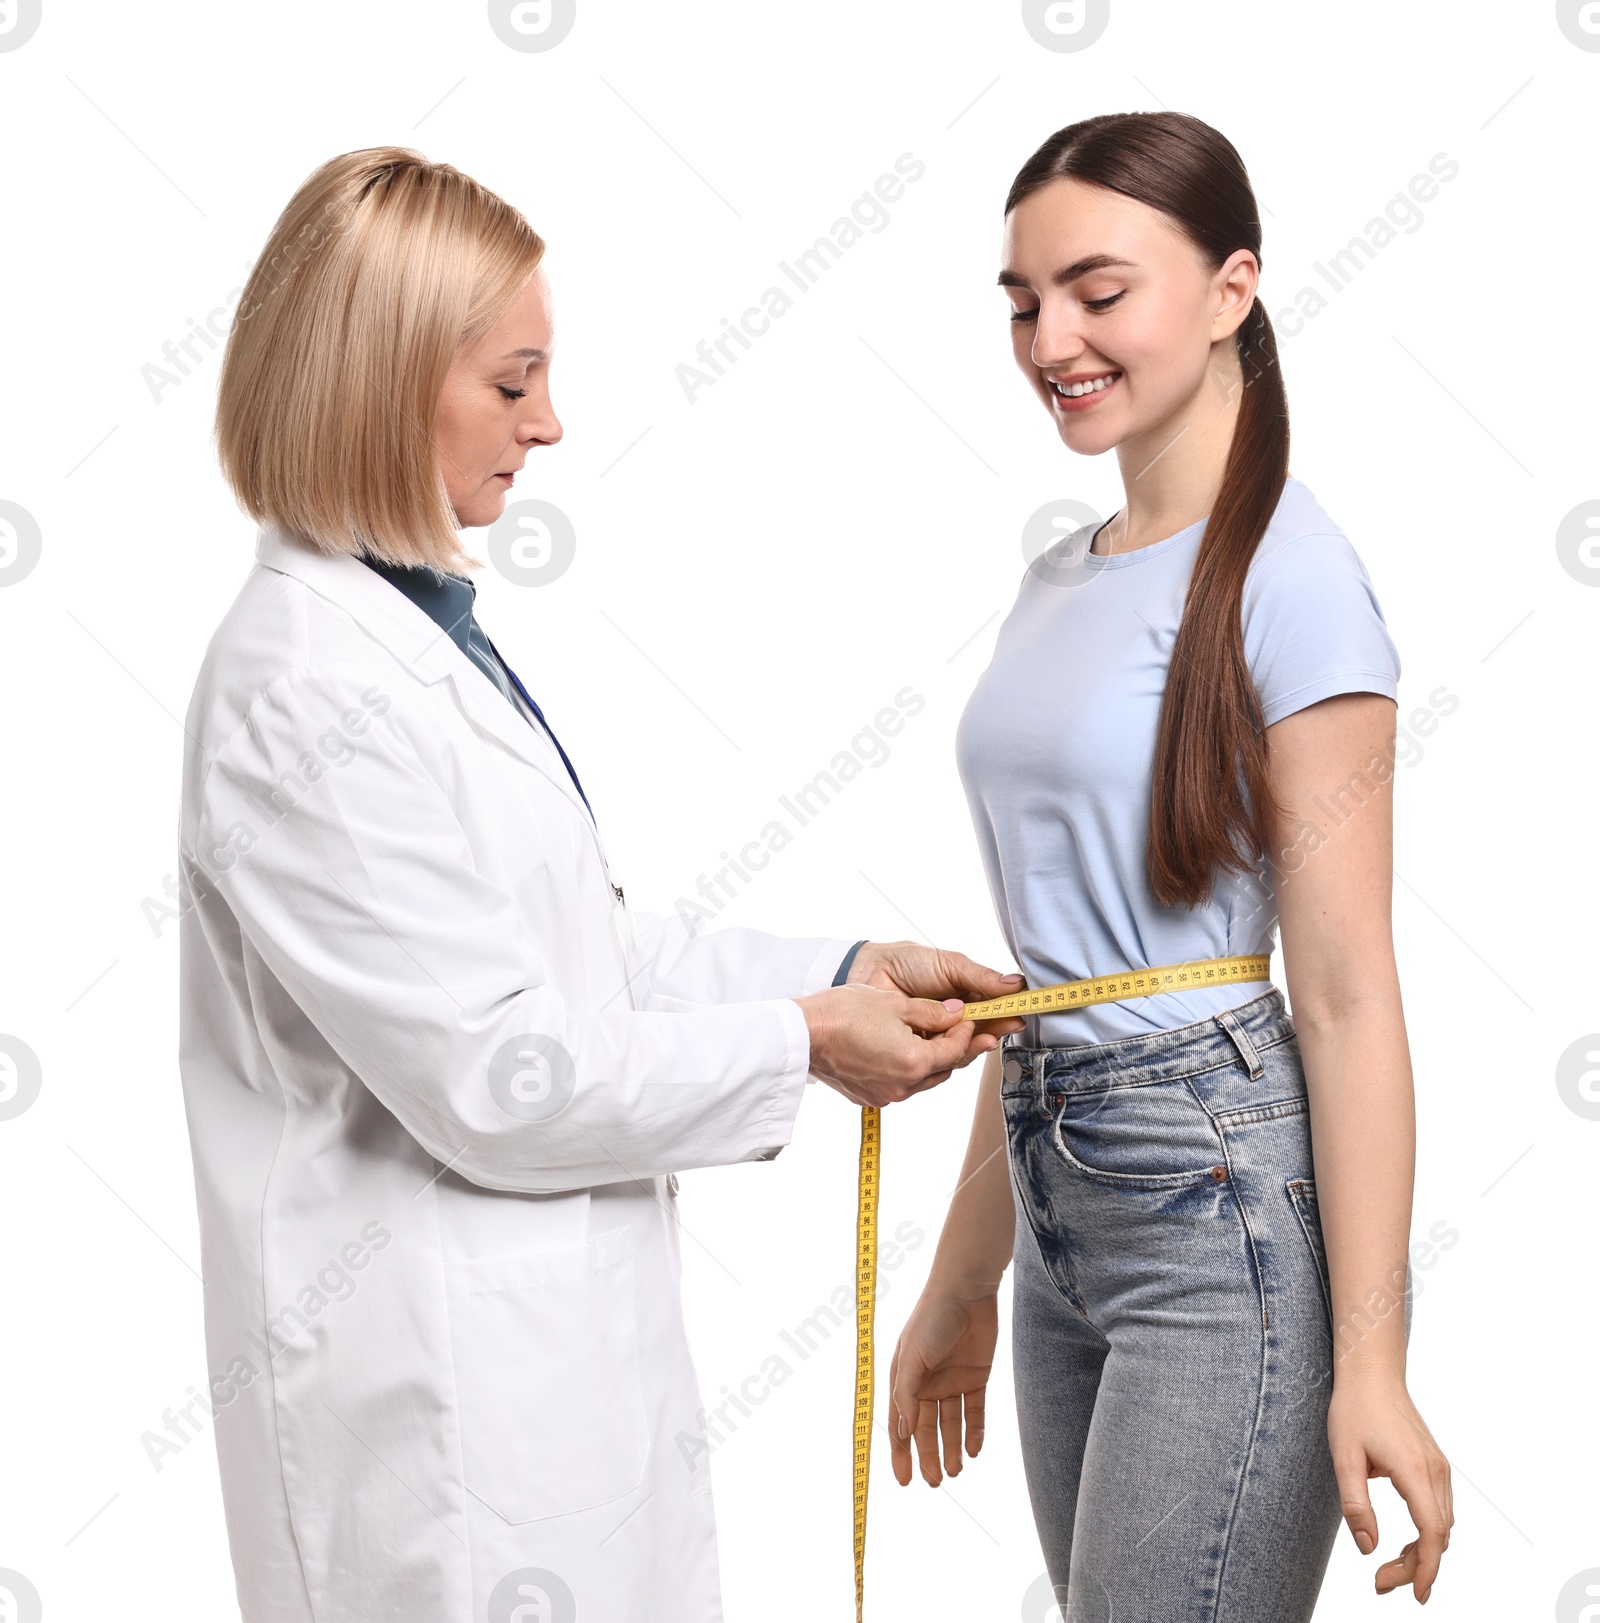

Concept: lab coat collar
[[253, 526, 595, 823]]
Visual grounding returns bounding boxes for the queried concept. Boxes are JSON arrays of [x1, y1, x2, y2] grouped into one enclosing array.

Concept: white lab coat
[[176, 525, 855, 1622]]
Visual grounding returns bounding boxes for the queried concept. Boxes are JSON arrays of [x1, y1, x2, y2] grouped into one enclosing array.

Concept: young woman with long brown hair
[[887, 112, 1453, 1617]]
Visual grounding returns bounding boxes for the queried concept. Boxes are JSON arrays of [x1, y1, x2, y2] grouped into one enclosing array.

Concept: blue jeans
[[1001, 987, 1411, 1622]]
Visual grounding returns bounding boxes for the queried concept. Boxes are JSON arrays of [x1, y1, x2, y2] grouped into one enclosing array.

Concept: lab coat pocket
[[443, 1226, 648, 1523]]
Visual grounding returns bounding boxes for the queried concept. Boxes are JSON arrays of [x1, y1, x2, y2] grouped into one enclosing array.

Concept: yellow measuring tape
[[851, 952, 1271, 1620]]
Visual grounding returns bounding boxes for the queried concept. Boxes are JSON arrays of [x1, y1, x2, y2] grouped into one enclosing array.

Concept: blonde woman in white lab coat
[[179, 146, 1024, 1623]]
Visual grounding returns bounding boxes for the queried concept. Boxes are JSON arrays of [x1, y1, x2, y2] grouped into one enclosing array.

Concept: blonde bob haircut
[[215, 146, 546, 574]]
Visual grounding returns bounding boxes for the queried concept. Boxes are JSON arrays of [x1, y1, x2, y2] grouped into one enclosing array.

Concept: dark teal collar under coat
[[358, 553, 594, 817], [359, 555, 517, 703], [360, 555, 476, 656]]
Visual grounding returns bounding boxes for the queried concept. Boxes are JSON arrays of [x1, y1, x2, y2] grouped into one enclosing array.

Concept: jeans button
[[1002, 1058, 1023, 1085]]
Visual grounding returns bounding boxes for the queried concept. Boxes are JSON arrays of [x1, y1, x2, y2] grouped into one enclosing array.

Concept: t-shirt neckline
[[1082, 477, 1303, 567], [1083, 512, 1208, 568]]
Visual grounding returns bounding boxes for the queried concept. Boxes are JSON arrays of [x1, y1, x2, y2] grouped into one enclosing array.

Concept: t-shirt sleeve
[[1241, 530, 1402, 728]]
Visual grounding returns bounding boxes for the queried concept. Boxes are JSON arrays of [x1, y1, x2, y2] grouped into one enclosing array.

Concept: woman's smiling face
[[435, 267, 564, 533], [999, 176, 1257, 456]]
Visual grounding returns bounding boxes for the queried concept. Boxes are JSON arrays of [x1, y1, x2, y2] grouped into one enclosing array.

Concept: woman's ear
[[1210, 249, 1259, 343]]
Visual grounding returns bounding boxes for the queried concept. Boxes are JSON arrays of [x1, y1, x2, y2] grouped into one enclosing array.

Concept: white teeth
[[1055, 373, 1117, 397]]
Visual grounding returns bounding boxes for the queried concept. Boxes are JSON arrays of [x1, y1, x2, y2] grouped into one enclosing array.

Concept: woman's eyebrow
[[997, 254, 1138, 290], [499, 347, 548, 361]]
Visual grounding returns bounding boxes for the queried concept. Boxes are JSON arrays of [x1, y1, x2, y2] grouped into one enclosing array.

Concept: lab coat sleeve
[[190, 665, 819, 1194], [628, 906, 861, 1009]]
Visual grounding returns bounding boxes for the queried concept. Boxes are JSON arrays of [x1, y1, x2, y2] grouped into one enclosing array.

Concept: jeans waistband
[[999, 985, 1295, 1096]]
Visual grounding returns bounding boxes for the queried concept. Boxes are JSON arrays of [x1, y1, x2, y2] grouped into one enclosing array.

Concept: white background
[[0, 2, 1595, 1619]]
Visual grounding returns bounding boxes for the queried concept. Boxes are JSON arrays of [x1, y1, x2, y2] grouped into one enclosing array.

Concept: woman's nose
[[1032, 304, 1089, 370], [524, 408, 563, 448], [1034, 332, 1087, 372]]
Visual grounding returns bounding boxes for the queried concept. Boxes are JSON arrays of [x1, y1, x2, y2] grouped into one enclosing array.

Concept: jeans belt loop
[[1215, 1006, 1266, 1080]]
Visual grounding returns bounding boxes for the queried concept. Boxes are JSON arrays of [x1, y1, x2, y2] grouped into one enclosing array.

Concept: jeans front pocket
[[1050, 1078, 1228, 1189], [443, 1226, 647, 1523]]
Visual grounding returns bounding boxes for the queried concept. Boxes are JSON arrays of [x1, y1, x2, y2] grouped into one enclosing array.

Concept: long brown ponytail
[[1005, 112, 1288, 909]]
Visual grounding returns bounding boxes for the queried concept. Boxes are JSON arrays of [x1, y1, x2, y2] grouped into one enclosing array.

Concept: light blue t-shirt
[[955, 477, 1401, 1046]]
